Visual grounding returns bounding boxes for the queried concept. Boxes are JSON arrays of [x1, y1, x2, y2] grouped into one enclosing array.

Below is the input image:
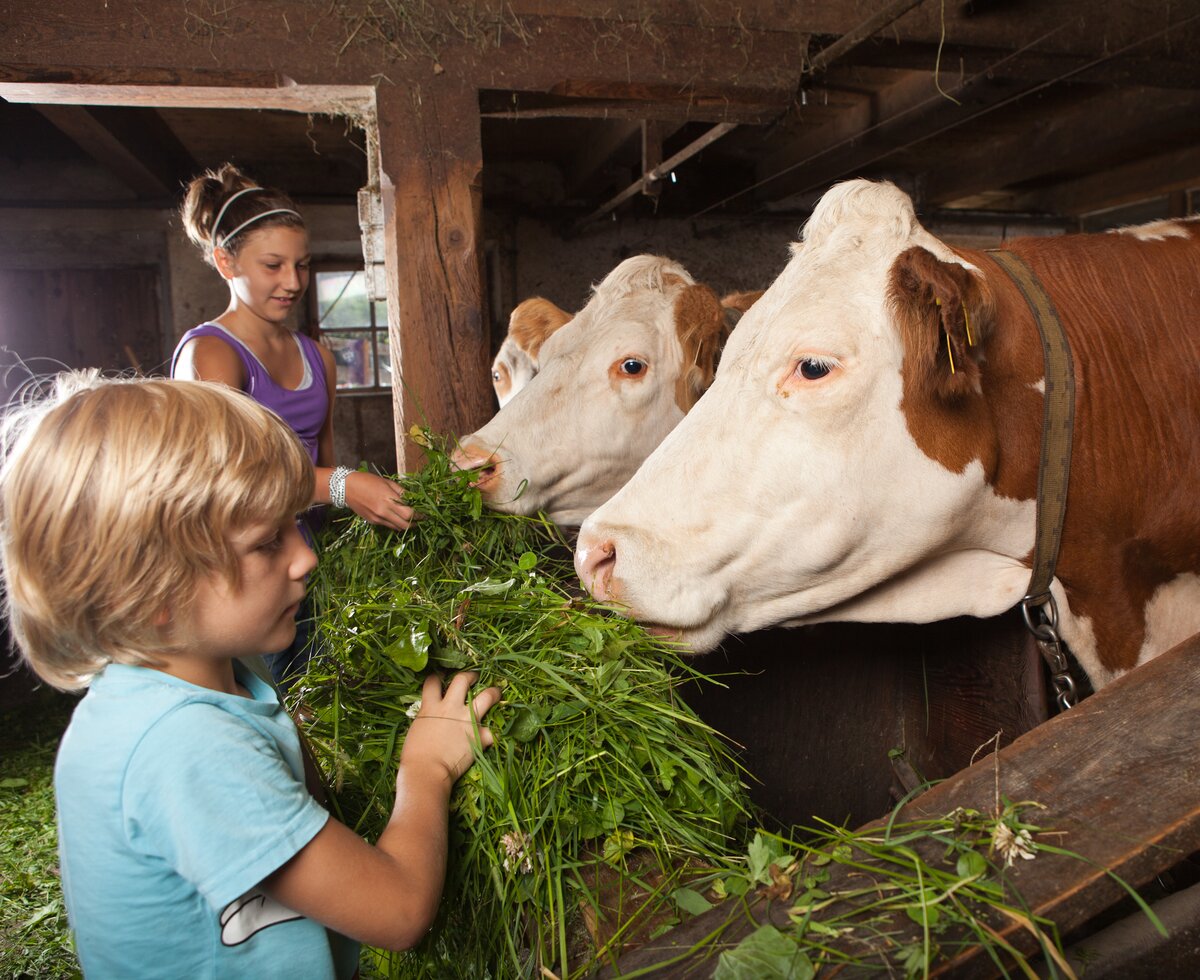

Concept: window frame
[[307, 262, 392, 394]]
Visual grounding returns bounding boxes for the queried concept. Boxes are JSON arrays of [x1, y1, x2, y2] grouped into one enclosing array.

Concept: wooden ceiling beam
[[924, 86, 1200, 207], [747, 67, 1040, 208], [31, 104, 197, 198], [572, 122, 737, 231], [996, 144, 1200, 217], [478, 90, 787, 126], [832, 41, 1200, 91], [0, 82, 375, 113]]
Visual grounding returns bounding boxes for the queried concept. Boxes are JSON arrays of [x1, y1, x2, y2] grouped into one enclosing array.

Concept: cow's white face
[[575, 181, 1036, 651], [457, 256, 722, 526], [490, 297, 572, 407], [491, 336, 538, 408]]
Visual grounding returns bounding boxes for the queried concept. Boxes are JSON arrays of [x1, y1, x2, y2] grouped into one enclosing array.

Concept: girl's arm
[[312, 341, 415, 531], [262, 672, 500, 949], [171, 336, 246, 388]]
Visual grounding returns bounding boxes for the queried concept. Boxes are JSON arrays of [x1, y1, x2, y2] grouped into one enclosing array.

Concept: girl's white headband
[[210, 186, 301, 250]]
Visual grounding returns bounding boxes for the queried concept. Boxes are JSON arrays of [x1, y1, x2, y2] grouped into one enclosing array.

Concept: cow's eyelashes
[[795, 356, 836, 381], [618, 358, 647, 377]]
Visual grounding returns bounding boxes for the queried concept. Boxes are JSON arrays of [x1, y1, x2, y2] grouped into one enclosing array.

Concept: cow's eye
[[797, 357, 832, 381], [491, 370, 501, 382], [619, 358, 646, 376]]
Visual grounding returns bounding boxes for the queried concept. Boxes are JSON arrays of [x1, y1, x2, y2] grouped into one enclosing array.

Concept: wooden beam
[[478, 90, 785, 125], [806, 0, 930, 74], [32, 104, 196, 198], [0, 82, 375, 114], [563, 120, 642, 199], [641, 120, 667, 201], [571, 122, 737, 231], [375, 81, 492, 470], [749, 63, 1055, 209], [605, 632, 1200, 976], [997, 144, 1200, 217], [836, 40, 1200, 91], [924, 86, 1200, 207]]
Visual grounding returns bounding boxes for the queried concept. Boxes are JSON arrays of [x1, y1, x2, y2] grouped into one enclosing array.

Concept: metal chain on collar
[[989, 249, 1082, 712], [1021, 594, 1078, 711]]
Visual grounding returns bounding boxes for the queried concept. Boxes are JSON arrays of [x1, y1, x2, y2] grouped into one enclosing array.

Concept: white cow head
[[574, 180, 1037, 652], [490, 297, 572, 407], [454, 255, 732, 526]]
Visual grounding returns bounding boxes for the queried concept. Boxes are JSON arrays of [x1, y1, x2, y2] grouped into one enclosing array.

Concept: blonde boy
[[0, 373, 499, 979]]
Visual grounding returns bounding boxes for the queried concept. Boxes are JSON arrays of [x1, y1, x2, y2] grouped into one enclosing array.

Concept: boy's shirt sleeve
[[122, 700, 330, 910]]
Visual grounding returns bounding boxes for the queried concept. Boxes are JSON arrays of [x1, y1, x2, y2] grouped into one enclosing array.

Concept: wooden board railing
[[602, 632, 1200, 977]]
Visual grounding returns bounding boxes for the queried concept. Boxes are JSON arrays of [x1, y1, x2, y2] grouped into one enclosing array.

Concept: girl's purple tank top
[[170, 323, 328, 463]]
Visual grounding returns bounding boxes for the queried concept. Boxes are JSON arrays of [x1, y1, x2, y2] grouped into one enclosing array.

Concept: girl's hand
[[401, 672, 500, 784], [346, 471, 416, 531]]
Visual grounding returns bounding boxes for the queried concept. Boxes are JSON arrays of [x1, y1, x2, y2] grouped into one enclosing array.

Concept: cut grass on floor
[[0, 682, 79, 979]]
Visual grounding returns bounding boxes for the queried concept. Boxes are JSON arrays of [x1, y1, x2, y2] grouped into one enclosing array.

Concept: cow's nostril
[[575, 537, 617, 600], [450, 443, 503, 494]]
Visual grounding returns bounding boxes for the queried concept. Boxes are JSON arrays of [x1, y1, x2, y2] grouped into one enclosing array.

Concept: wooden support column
[[375, 81, 490, 472]]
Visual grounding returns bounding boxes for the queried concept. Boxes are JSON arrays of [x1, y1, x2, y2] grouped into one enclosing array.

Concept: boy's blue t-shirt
[[54, 661, 359, 979]]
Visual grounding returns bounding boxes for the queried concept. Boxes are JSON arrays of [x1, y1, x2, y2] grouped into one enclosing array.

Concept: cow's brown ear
[[888, 246, 995, 402], [508, 297, 571, 359], [718, 289, 764, 316], [674, 284, 728, 411]]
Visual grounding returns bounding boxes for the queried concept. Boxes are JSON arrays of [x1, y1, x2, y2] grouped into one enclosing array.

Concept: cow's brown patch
[[673, 284, 730, 411], [891, 228, 1200, 675], [508, 296, 571, 359]]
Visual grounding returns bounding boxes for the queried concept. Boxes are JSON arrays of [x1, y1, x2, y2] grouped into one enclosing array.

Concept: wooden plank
[[478, 89, 787, 125], [0, 81, 375, 114], [924, 85, 1200, 207], [33, 105, 196, 198], [375, 81, 492, 471], [683, 613, 1047, 832], [998, 144, 1200, 217], [0, 5, 810, 96], [605, 632, 1200, 977], [752, 67, 1038, 207], [836, 40, 1200, 91]]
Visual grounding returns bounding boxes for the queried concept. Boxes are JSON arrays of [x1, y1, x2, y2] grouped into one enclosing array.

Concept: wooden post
[[375, 80, 491, 472]]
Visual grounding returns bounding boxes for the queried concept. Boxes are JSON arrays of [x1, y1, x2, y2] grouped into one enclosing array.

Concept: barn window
[[310, 267, 391, 391]]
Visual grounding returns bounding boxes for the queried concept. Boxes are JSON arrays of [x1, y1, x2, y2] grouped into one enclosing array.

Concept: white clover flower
[[992, 821, 1036, 868], [501, 830, 534, 874], [405, 699, 422, 720]]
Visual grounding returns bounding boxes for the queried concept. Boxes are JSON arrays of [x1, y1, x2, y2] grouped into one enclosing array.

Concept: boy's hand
[[401, 672, 500, 784]]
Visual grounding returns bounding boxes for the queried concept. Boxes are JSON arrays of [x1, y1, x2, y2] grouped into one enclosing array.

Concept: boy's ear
[[153, 607, 172, 629]]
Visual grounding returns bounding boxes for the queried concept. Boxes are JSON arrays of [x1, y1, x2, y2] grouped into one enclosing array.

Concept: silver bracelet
[[328, 466, 352, 509]]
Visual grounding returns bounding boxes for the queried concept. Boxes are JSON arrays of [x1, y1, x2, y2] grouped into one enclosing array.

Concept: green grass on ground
[[0, 682, 80, 980]]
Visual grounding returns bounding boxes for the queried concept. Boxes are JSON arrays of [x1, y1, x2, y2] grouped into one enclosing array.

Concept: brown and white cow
[[455, 255, 749, 525], [490, 297, 572, 407], [575, 179, 1200, 688]]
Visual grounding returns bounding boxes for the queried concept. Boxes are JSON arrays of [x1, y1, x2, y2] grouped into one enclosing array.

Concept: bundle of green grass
[[297, 434, 752, 978]]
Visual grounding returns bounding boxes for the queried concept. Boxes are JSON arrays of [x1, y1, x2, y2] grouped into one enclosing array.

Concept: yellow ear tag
[[934, 297, 955, 373]]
